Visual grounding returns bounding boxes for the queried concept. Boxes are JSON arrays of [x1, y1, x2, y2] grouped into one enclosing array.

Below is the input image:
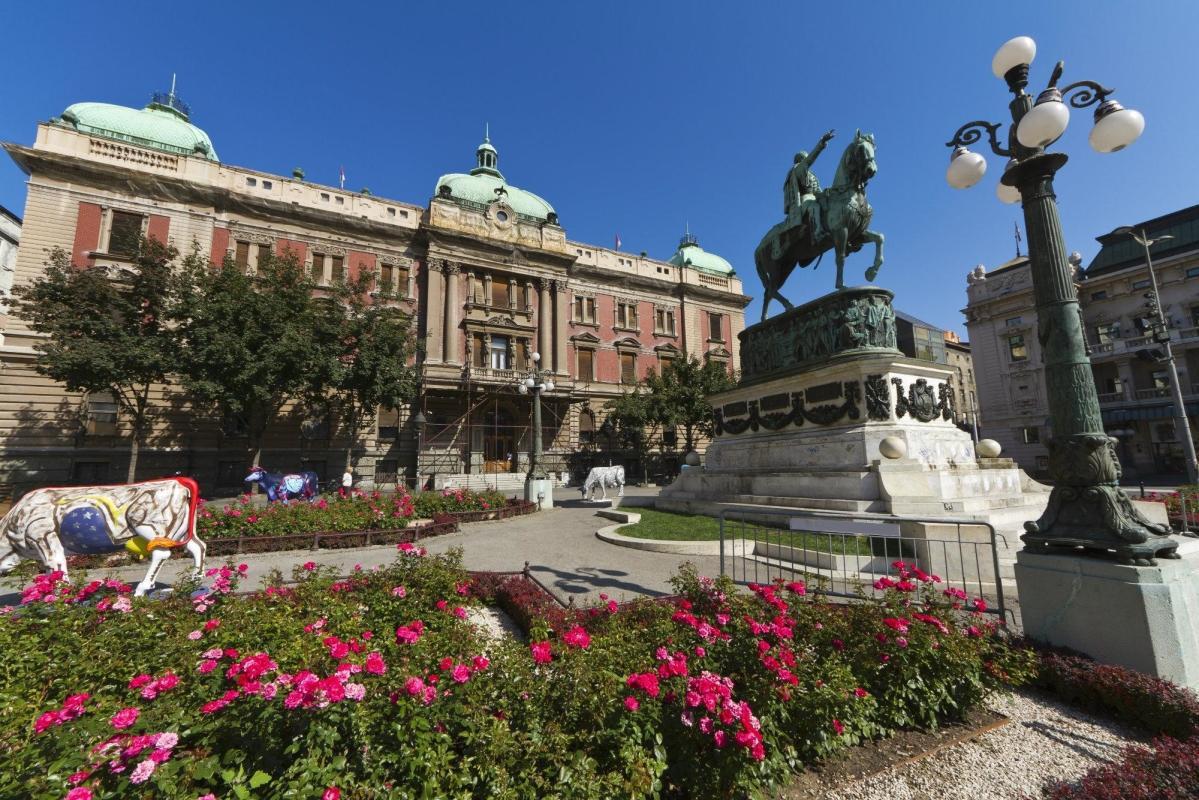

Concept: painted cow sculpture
[[244, 467, 320, 503], [0, 476, 206, 596], [581, 466, 626, 501]]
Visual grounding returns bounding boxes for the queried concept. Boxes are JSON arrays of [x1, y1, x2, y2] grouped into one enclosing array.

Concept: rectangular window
[[85, 391, 118, 436], [234, 241, 250, 269], [1152, 370, 1171, 390], [377, 406, 400, 439], [708, 312, 724, 341], [1005, 316, 1024, 327], [1008, 334, 1027, 361], [489, 335, 509, 369], [473, 333, 487, 368], [1188, 266, 1199, 279], [573, 296, 596, 323], [257, 243, 272, 270], [620, 352, 636, 384], [108, 211, 144, 258], [310, 253, 325, 282], [380, 263, 394, 293], [1190, 307, 1199, 328], [376, 459, 399, 485], [493, 276, 510, 308], [1022, 426, 1040, 444], [577, 348, 595, 381], [1091, 290, 1108, 301], [262, 180, 273, 190], [663, 427, 677, 448], [245, 177, 257, 187], [655, 309, 676, 335], [396, 266, 410, 297], [1094, 322, 1121, 344], [659, 355, 674, 372], [330, 255, 344, 284], [616, 301, 639, 330], [1133, 279, 1151, 290]]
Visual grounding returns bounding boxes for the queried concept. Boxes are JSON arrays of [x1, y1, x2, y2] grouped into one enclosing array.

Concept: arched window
[[579, 410, 596, 445]]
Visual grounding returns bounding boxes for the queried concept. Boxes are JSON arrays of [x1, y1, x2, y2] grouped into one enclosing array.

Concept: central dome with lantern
[[667, 229, 735, 276], [434, 131, 557, 223], [55, 82, 219, 162]]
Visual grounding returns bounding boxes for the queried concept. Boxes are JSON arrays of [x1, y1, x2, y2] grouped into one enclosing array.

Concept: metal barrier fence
[[718, 507, 1009, 623]]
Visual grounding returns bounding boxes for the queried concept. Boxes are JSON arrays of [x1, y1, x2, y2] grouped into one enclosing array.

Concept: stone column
[[443, 262, 460, 365], [483, 273, 493, 308], [524, 280, 535, 312], [553, 279, 568, 374], [425, 260, 444, 364], [537, 278, 551, 361]]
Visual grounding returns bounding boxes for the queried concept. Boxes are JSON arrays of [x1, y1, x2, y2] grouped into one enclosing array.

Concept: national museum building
[[0, 89, 748, 496]]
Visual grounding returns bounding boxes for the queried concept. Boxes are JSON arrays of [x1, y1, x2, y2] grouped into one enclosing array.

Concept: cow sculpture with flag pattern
[[0, 476, 206, 596]]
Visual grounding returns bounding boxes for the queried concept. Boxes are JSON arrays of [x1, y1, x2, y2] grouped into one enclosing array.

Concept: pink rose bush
[[0, 549, 1032, 799]]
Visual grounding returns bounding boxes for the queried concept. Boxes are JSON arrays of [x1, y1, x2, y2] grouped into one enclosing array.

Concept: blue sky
[[2, 0, 1196, 335]]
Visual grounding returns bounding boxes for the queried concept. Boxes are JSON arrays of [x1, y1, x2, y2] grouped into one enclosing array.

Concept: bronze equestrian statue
[[755, 130, 885, 323]]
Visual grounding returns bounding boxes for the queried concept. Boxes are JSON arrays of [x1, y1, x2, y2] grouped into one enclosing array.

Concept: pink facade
[[71, 202, 101, 267]]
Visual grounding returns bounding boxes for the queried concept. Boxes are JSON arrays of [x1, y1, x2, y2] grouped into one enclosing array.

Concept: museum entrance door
[[482, 406, 517, 473]]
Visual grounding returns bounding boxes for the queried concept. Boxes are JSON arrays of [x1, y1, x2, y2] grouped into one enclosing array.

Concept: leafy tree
[[172, 249, 331, 471], [643, 356, 735, 452], [605, 389, 658, 453], [8, 240, 179, 482], [314, 273, 419, 471]]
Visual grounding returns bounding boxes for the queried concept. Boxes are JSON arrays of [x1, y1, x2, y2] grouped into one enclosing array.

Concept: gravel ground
[[466, 605, 524, 642], [823, 689, 1143, 800]]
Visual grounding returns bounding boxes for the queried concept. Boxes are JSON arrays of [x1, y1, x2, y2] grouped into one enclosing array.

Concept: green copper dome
[[668, 232, 735, 276], [57, 90, 219, 162], [435, 134, 556, 222]]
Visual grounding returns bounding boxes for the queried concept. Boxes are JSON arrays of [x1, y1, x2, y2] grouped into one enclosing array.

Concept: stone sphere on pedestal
[[684, 451, 701, 467], [976, 439, 1002, 458], [879, 437, 907, 459]]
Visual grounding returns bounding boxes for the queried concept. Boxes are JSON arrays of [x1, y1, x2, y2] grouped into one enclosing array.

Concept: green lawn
[[617, 508, 875, 555]]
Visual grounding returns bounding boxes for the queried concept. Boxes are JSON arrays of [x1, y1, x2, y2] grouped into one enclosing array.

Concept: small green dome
[[58, 91, 218, 162], [668, 232, 735, 276], [435, 134, 556, 222]]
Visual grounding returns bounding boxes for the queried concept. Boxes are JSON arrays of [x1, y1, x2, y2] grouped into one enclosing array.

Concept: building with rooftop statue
[[965, 203, 1199, 478], [0, 87, 748, 496]]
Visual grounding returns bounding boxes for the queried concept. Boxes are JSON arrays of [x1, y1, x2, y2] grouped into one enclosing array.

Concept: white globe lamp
[[946, 146, 987, 189], [992, 36, 1036, 79], [1089, 100, 1144, 153]]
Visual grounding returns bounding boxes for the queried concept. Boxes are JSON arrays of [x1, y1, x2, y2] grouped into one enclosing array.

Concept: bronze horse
[[755, 131, 884, 322]]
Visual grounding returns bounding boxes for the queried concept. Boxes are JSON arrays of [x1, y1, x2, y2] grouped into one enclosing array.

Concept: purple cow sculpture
[[245, 467, 321, 503]]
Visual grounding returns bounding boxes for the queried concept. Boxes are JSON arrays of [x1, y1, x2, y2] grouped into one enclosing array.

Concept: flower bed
[[412, 487, 510, 518], [1025, 643, 1199, 799], [0, 557, 1034, 799]]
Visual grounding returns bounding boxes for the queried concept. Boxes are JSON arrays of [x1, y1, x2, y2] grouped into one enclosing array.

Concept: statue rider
[[774, 129, 836, 260]]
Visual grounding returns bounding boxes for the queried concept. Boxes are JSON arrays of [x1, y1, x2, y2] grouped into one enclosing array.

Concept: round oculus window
[[496, 210, 509, 222]]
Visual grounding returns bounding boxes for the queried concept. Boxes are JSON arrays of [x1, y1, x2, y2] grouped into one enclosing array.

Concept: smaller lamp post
[[1111, 227, 1199, 485], [411, 408, 426, 491], [516, 352, 555, 509]]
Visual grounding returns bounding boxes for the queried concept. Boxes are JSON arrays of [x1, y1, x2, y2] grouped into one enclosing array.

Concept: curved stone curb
[[595, 521, 748, 556]]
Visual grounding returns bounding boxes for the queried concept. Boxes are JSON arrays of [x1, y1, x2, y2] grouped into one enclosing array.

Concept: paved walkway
[[0, 487, 722, 607]]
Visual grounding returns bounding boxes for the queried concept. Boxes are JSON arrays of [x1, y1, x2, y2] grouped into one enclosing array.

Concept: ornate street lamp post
[[517, 352, 555, 509], [945, 36, 1176, 563], [1110, 226, 1199, 485]]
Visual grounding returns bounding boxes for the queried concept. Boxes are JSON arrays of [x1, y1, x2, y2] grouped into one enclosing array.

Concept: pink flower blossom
[[187, 630, 203, 640], [129, 758, 156, 784], [530, 641, 552, 664], [344, 682, 366, 701], [302, 561, 317, 571], [66, 788, 93, 800], [68, 771, 89, 786], [198, 795, 217, 800], [110, 707, 139, 730], [472, 655, 490, 671], [198, 660, 217, 674], [155, 732, 179, 749], [832, 718, 845, 736], [624, 696, 640, 711], [451, 664, 472, 684], [364, 652, 387, 675], [452, 606, 467, 620], [562, 625, 591, 649], [391, 586, 406, 598], [323, 789, 341, 800]]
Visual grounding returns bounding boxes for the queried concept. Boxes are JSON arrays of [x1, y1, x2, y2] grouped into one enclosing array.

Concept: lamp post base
[[524, 477, 554, 511], [1023, 483, 1179, 565]]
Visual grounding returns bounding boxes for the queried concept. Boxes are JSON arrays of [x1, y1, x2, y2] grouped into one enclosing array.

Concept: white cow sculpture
[[581, 465, 625, 501], [0, 476, 207, 596]]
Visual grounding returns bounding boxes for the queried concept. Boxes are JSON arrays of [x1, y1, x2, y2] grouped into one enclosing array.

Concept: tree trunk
[[126, 423, 141, 483], [248, 433, 264, 494]]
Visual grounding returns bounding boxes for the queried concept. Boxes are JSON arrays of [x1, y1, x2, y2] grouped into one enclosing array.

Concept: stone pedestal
[[525, 477, 554, 511], [1015, 541, 1199, 688]]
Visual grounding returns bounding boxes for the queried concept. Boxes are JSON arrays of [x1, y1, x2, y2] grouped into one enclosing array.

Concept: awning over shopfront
[[1102, 403, 1199, 423]]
